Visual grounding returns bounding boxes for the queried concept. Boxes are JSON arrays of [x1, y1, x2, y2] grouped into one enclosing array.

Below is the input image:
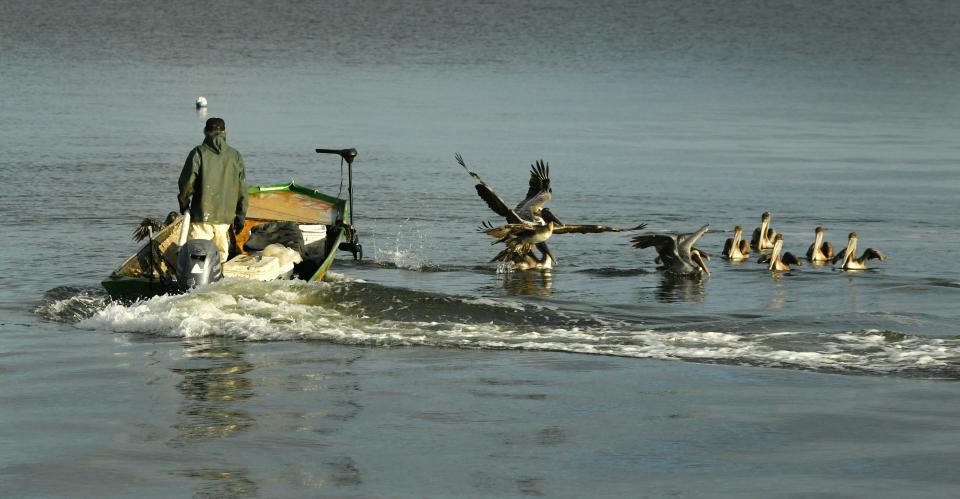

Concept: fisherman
[[177, 117, 248, 264]]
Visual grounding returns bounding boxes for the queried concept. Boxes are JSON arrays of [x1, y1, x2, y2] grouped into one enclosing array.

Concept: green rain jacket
[[177, 132, 248, 228]]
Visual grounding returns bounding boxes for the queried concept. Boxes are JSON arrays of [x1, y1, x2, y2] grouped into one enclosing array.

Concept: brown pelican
[[457, 153, 558, 265], [631, 224, 711, 275], [806, 226, 834, 262], [759, 234, 802, 271], [658, 233, 710, 264], [459, 153, 642, 269], [479, 220, 644, 269], [751, 211, 779, 251], [722, 225, 751, 260], [832, 232, 886, 270], [456, 153, 555, 226]]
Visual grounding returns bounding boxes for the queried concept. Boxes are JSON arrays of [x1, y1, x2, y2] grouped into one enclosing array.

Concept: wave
[[41, 279, 960, 379]]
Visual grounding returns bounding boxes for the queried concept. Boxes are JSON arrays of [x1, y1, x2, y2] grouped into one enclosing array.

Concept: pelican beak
[[693, 252, 710, 275], [543, 245, 557, 265]]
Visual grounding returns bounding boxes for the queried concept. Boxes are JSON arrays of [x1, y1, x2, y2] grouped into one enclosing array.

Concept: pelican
[[458, 153, 639, 269], [132, 211, 180, 242], [479, 220, 558, 261], [751, 211, 779, 251], [760, 234, 802, 271], [479, 220, 644, 269], [806, 226, 834, 262], [631, 224, 711, 275], [659, 232, 710, 264], [456, 153, 558, 265], [722, 225, 751, 260], [832, 232, 886, 270], [456, 153, 554, 225]]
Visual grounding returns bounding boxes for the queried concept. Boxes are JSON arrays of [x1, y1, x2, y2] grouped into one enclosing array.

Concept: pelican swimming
[[722, 225, 751, 260], [832, 232, 886, 270], [658, 232, 711, 265], [631, 224, 711, 275], [806, 226, 834, 262], [760, 234, 802, 271], [751, 211, 779, 251]]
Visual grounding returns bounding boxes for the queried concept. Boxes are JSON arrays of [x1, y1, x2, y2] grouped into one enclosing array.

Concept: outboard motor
[[176, 239, 222, 291]]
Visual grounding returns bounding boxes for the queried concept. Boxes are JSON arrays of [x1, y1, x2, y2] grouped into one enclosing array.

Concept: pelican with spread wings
[[457, 153, 641, 269]]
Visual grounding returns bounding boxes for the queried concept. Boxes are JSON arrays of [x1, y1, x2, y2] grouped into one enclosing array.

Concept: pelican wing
[[862, 248, 886, 262], [456, 153, 524, 224], [782, 252, 803, 266], [631, 234, 677, 254], [831, 247, 848, 265], [132, 217, 165, 242], [723, 238, 734, 257], [553, 224, 625, 234], [477, 221, 518, 240], [514, 188, 552, 220], [523, 159, 550, 201], [821, 241, 834, 259]]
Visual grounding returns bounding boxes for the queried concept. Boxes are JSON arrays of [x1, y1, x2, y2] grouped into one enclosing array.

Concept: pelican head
[[692, 250, 710, 274], [838, 232, 858, 268], [768, 234, 785, 270]]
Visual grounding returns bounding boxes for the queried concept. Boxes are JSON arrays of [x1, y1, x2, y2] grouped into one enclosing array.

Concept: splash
[[372, 219, 426, 271]]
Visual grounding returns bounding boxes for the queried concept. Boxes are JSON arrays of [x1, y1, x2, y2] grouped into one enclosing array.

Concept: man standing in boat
[[177, 117, 248, 264]]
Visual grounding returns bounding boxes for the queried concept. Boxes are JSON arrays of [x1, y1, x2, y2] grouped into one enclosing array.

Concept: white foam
[[76, 280, 960, 375]]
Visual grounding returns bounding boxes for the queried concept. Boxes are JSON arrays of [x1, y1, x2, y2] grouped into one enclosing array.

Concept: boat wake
[[38, 280, 960, 379]]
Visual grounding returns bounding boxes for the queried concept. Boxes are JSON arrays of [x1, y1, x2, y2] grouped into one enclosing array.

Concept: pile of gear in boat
[[134, 217, 329, 290]]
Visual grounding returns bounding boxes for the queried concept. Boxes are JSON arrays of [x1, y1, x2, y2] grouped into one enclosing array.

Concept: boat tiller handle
[[315, 148, 357, 165]]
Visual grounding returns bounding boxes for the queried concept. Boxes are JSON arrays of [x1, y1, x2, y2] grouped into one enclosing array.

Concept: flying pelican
[[722, 225, 751, 260], [832, 232, 886, 270], [806, 226, 834, 262], [751, 211, 779, 251], [631, 224, 711, 275], [759, 234, 803, 271]]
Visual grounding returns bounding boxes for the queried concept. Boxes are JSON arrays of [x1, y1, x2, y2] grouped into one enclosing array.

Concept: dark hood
[[202, 131, 227, 153]]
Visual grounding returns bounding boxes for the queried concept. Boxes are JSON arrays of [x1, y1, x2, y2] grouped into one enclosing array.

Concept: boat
[[102, 148, 363, 301]]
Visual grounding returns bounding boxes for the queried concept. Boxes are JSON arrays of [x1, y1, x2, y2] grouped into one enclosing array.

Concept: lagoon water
[[3, 0, 960, 497]]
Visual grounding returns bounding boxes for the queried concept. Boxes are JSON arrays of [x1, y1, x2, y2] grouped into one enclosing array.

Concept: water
[[3, 0, 960, 497]]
